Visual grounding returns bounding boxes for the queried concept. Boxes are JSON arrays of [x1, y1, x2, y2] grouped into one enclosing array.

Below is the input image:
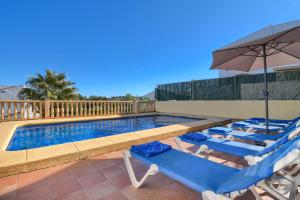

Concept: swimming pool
[[7, 115, 200, 151]]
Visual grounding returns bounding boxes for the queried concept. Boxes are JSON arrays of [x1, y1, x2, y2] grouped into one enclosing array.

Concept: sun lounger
[[231, 116, 300, 131], [176, 122, 300, 165], [123, 138, 300, 200], [231, 121, 283, 132], [208, 119, 300, 144], [248, 116, 300, 125], [208, 126, 290, 144]]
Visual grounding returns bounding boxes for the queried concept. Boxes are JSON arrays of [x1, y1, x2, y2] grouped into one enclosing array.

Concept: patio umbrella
[[210, 20, 300, 133]]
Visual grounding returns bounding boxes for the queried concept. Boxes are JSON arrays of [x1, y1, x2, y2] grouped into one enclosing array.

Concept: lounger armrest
[[273, 149, 300, 172], [263, 140, 275, 146], [244, 155, 264, 165], [202, 191, 231, 200], [123, 150, 159, 188]]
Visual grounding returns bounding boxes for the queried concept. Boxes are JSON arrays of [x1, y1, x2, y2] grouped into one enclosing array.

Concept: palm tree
[[18, 70, 78, 100]]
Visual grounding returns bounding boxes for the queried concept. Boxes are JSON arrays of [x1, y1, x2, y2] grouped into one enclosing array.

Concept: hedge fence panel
[[155, 70, 300, 101]]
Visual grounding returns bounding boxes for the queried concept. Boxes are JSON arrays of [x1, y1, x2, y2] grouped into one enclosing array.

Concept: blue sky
[[0, 0, 299, 96]]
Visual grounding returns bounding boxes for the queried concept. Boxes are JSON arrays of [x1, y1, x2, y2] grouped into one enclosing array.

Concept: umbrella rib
[[246, 46, 263, 56], [268, 45, 300, 60], [268, 41, 300, 45], [265, 42, 294, 56], [265, 26, 300, 45]]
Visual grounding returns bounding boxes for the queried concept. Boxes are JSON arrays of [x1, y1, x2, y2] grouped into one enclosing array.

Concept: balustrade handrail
[[0, 100, 155, 121]]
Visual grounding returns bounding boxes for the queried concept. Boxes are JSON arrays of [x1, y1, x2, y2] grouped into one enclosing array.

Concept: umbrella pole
[[263, 45, 269, 134]]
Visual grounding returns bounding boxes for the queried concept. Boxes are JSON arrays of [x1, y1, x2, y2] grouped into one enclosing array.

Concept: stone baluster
[[70, 102, 74, 117], [61, 102, 65, 117], [32, 102, 36, 118], [103, 102, 106, 115], [92, 102, 95, 115], [66, 102, 69, 117], [50, 103, 54, 118], [39, 102, 43, 118], [99, 102, 102, 115], [83, 102, 87, 116], [7, 102, 11, 120], [75, 102, 79, 116], [117, 102, 120, 114], [0, 102, 4, 121], [20, 102, 24, 120], [14, 102, 18, 120], [56, 103, 60, 118]]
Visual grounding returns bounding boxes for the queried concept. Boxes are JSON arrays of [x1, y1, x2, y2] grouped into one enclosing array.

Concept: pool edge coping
[[0, 113, 231, 177]]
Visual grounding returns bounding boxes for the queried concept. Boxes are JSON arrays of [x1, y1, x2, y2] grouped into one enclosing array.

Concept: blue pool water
[[7, 115, 200, 151]]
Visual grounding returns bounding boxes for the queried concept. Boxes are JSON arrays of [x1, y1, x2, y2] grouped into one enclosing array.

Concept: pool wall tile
[[26, 143, 79, 171], [73, 138, 116, 159], [106, 133, 145, 151], [0, 150, 28, 177]]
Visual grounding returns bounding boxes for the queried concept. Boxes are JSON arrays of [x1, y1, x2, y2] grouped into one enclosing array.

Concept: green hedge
[[155, 70, 300, 101]]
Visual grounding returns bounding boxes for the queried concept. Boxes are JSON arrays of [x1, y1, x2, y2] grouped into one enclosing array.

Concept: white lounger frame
[[173, 137, 268, 165], [174, 126, 300, 165], [174, 136, 300, 200], [123, 150, 263, 200]]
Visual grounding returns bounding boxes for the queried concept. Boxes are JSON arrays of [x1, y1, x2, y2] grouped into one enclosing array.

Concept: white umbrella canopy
[[210, 20, 300, 133]]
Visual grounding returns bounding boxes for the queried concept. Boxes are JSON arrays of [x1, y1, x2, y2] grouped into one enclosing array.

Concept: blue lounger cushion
[[130, 137, 300, 194], [208, 127, 287, 142], [208, 127, 232, 134], [243, 120, 288, 128], [131, 147, 240, 193], [232, 122, 283, 132], [181, 133, 209, 142], [180, 135, 264, 157], [131, 141, 171, 157], [245, 124, 283, 131], [249, 116, 300, 124], [232, 121, 249, 127]]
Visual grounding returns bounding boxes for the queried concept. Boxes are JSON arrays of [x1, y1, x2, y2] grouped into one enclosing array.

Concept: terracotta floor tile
[[120, 185, 165, 200], [17, 171, 48, 190], [0, 175, 17, 186], [161, 182, 196, 200], [0, 184, 16, 200], [89, 158, 118, 171], [16, 180, 48, 196], [99, 165, 127, 180], [83, 180, 117, 200], [46, 163, 75, 176], [103, 151, 123, 159], [55, 190, 88, 200], [71, 161, 97, 178], [99, 191, 128, 200], [49, 178, 81, 199], [16, 185, 50, 200], [108, 173, 131, 190], [77, 171, 106, 188], [188, 193, 203, 200], [0, 138, 280, 200], [46, 170, 76, 186], [146, 174, 174, 189]]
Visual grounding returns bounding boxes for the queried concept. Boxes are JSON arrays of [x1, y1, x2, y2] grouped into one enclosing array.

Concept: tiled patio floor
[[0, 138, 293, 200]]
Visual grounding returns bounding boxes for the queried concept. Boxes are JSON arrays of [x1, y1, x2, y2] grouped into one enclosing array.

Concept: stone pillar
[[133, 100, 138, 113], [44, 99, 50, 118]]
